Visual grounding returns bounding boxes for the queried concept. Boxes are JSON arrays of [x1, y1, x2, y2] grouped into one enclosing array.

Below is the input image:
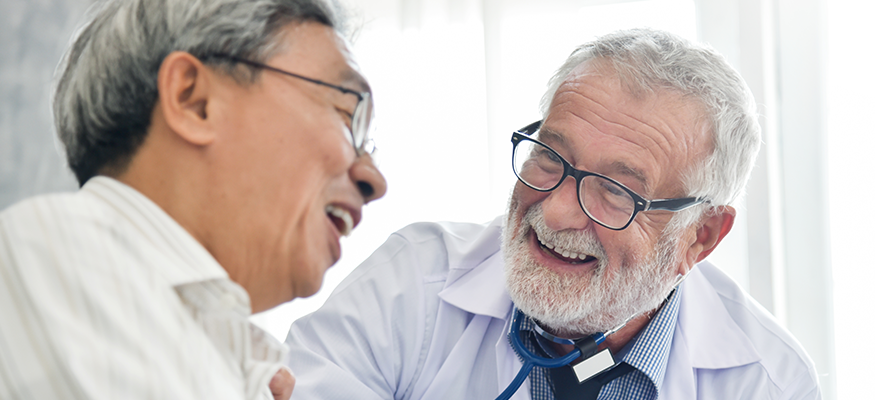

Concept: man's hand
[[270, 366, 295, 400]]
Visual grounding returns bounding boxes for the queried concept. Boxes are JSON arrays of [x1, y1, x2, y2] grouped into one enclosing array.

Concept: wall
[[0, 0, 89, 210]]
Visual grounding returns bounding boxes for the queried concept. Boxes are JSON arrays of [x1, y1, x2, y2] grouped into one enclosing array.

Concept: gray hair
[[540, 28, 761, 231], [54, 0, 346, 186]]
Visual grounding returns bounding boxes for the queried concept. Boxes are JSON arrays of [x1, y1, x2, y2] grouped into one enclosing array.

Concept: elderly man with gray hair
[[284, 29, 821, 399], [0, 0, 386, 399]]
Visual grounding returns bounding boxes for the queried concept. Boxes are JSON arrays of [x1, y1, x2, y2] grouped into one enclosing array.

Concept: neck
[[116, 126, 212, 250], [544, 307, 658, 360], [117, 124, 268, 312]]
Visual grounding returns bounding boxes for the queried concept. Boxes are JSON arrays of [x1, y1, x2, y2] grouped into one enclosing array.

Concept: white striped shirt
[[0, 176, 287, 400]]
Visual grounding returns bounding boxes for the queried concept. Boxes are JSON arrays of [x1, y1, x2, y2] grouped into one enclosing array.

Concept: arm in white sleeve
[[285, 230, 447, 400]]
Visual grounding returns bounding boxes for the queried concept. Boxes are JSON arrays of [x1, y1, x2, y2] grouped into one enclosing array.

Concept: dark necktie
[[548, 360, 635, 400]]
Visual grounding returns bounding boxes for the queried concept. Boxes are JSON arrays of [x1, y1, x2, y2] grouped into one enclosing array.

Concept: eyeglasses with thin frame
[[511, 120, 707, 230], [208, 54, 375, 156]]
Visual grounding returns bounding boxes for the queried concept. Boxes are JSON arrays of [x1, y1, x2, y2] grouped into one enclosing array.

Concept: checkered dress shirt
[[521, 284, 684, 400]]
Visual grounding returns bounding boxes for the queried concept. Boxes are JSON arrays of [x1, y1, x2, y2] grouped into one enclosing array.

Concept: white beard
[[502, 202, 683, 337]]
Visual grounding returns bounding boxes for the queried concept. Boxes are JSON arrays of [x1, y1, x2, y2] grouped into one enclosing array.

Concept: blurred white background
[[3, 0, 872, 398], [247, 1, 873, 398]]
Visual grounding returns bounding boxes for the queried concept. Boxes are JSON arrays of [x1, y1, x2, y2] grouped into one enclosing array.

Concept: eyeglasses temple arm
[[647, 197, 707, 212], [518, 120, 542, 135]]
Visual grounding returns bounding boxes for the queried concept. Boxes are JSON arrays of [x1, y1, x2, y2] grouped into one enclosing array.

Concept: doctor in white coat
[[284, 28, 821, 399]]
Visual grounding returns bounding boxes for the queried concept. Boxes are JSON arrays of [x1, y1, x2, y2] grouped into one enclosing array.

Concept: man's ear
[[155, 51, 216, 146], [681, 206, 736, 273]]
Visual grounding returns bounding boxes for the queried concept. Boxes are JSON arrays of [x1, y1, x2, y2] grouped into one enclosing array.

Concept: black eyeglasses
[[208, 54, 374, 156], [511, 120, 707, 230]]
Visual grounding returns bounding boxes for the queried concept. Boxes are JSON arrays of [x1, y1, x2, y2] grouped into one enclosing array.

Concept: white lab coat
[[285, 217, 821, 399]]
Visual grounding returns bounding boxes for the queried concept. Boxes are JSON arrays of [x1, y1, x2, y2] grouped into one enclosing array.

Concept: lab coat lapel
[[439, 249, 526, 395], [439, 253, 529, 399], [437, 218, 529, 399], [661, 320, 697, 398], [659, 262, 762, 398], [441, 216, 506, 288], [438, 251, 511, 319]]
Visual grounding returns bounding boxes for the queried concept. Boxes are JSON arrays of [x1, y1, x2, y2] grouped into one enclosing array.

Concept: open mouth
[[326, 204, 354, 237], [535, 232, 598, 265]]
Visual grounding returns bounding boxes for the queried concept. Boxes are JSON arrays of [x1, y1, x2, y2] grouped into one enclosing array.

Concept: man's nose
[[540, 177, 594, 231], [349, 153, 387, 203]]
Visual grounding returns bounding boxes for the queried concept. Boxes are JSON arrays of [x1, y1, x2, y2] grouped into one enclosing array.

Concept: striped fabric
[[524, 284, 684, 400], [0, 177, 287, 400]]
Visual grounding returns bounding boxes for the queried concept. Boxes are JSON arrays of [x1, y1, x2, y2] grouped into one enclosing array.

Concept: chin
[[502, 203, 683, 335], [294, 264, 330, 300]]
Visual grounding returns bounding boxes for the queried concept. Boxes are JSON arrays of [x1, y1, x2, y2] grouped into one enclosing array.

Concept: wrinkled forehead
[[552, 59, 712, 147], [544, 62, 712, 196]]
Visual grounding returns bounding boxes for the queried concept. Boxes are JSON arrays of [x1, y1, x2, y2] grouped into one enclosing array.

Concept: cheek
[[599, 228, 655, 268], [507, 184, 542, 237], [284, 125, 354, 188], [510, 183, 548, 216], [635, 212, 676, 233]]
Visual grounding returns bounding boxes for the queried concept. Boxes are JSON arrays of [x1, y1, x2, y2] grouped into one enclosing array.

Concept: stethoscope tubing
[[496, 275, 687, 400], [495, 310, 587, 400]]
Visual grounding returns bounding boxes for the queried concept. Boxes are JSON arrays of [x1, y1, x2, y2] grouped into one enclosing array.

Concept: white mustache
[[523, 204, 608, 262]]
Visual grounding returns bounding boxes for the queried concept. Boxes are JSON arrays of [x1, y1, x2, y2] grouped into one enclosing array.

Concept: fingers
[[270, 366, 295, 400]]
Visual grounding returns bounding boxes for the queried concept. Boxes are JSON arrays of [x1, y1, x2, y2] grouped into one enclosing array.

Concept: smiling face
[[503, 61, 710, 336], [203, 22, 387, 311]]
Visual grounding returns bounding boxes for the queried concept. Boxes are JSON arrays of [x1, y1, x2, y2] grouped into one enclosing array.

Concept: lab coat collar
[[661, 261, 762, 397], [435, 219, 764, 398], [436, 216, 526, 398], [678, 262, 761, 369], [437, 216, 512, 320]]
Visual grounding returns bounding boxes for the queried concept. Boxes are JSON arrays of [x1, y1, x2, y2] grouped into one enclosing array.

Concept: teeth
[[326, 205, 354, 237], [538, 237, 554, 249], [537, 235, 592, 261]]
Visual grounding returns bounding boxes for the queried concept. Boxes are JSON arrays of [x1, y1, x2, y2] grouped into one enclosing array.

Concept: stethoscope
[[494, 308, 628, 400], [494, 274, 688, 400]]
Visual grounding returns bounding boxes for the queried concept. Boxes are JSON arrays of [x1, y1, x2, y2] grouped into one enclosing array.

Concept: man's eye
[[337, 108, 353, 125]]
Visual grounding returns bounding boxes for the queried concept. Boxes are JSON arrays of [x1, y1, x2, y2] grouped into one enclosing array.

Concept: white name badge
[[571, 349, 615, 383]]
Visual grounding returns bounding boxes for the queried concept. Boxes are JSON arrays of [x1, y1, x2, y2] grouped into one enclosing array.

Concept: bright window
[[827, 1, 875, 398]]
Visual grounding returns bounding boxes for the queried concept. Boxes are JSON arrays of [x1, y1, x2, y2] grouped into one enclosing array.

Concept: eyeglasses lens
[[512, 139, 564, 190], [512, 139, 635, 229], [351, 93, 373, 154], [579, 175, 635, 229]]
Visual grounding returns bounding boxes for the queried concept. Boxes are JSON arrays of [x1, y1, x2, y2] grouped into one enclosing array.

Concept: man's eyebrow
[[535, 127, 570, 148], [339, 68, 371, 93], [610, 161, 650, 194]]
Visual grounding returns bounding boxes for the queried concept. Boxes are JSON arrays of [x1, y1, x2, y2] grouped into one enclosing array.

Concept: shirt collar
[[81, 176, 229, 286], [515, 284, 683, 393], [83, 177, 287, 399], [616, 283, 684, 394]]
